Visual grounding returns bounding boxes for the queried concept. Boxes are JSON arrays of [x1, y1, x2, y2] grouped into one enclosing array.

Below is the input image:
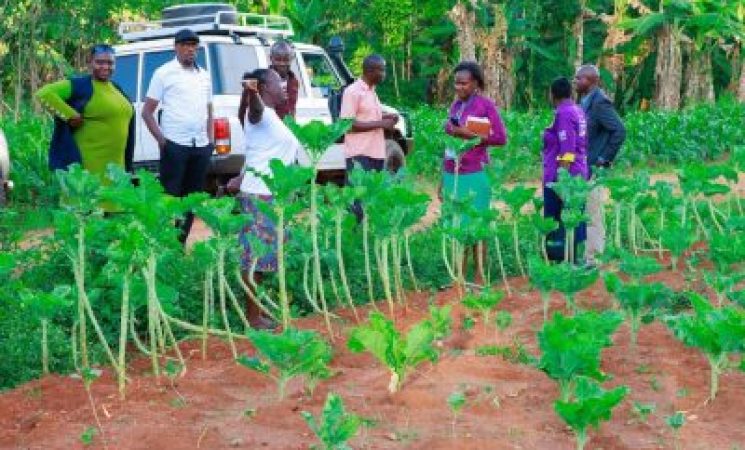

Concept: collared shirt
[[146, 58, 212, 147], [270, 67, 299, 119], [443, 94, 507, 174], [240, 107, 301, 196], [542, 99, 588, 184], [580, 87, 600, 112], [340, 79, 385, 160]]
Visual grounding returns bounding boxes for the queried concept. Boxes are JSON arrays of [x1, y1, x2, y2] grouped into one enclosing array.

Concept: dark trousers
[[160, 140, 212, 243], [345, 156, 385, 222], [543, 186, 587, 262]]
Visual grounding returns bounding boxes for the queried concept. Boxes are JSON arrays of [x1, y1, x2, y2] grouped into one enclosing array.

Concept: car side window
[[112, 54, 139, 101], [301, 53, 341, 99], [141, 48, 207, 101]]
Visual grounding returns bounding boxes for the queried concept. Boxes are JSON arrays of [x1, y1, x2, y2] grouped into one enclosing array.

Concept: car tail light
[[214, 118, 231, 155]]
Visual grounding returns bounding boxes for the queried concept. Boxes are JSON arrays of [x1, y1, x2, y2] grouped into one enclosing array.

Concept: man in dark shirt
[[268, 40, 299, 119], [575, 64, 626, 265]]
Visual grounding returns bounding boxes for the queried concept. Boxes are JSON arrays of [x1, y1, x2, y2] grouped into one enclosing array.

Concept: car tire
[[385, 139, 405, 174]]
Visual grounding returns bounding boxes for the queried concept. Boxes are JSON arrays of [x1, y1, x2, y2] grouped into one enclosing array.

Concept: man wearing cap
[[142, 29, 214, 244]]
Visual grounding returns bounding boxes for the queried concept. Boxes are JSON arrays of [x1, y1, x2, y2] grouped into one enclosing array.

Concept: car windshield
[[209, 43, 260, 95]]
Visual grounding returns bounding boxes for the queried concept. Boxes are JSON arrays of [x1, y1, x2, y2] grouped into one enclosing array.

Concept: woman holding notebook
[[441, 61, 507, 285]]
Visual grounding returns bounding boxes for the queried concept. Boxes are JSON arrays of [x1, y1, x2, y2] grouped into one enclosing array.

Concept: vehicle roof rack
[[118, 11, 294, 43]]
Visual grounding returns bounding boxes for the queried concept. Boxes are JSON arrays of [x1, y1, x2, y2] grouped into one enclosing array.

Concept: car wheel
[[385, 139, 405, 174]]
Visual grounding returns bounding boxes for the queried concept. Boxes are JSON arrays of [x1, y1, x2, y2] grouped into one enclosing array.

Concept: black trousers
[[159, 140, 212, 243], [345, 155, 385, 222]]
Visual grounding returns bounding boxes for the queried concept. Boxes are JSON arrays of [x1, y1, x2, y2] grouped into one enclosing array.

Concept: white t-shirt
[[240, 107, 301, 196], [146, 58, 212, 147]]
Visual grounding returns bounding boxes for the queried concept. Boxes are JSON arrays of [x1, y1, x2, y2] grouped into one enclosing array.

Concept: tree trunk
[[683, 44, 714, 105], [735, 45, 745, 102], [478, 3, 514, 108], [571, 0, 587, 70], [739, 62, 745, 102], [449, 1, 477, 62], [654, 24, 682, 110]]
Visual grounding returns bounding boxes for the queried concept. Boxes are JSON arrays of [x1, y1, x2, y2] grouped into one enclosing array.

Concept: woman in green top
[[36, 45, 134, 181]]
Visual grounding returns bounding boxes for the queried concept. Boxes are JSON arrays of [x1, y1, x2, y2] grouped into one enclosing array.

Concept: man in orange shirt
[[340, 54, 398, 174]]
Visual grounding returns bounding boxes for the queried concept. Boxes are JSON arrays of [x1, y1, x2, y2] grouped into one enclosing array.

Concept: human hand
[[226, 175, 243, 194], [242, 78, 259, 93], [382, 117, 397, 130], [68, 115, 83, 129]]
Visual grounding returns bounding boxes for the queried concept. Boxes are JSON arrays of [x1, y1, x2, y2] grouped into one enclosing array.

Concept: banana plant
[[284, 118, 353, 339]]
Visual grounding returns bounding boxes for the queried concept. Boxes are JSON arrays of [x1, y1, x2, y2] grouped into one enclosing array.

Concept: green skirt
[[442, 170, 491, 229], [442, 170, 490, 210]]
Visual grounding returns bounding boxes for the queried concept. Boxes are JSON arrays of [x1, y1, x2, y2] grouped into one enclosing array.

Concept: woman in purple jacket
[[542, 77, 589, 262], [441, 61, 507, 284]]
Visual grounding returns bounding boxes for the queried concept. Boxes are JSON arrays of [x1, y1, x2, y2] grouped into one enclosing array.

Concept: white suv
[[112, 3, 412, 187]]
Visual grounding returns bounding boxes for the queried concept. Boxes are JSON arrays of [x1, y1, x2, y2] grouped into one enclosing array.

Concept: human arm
[[594, 97, 626, 165], [35, 80, 83, 128], [206, 102, 214, 145], [555, 111, 578, 168], [142, 69, 167, 150], [340, 88, 395, 132], [483, 102, 507, 146], [141, 98, 166, 150]]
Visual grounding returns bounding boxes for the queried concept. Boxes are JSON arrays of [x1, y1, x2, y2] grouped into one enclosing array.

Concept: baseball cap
[[174, 29, 200, 44]]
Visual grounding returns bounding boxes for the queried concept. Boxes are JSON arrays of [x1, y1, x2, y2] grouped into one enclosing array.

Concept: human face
[[574, 71, 594, 95], [260, 70, 288, 108], [454, 70, 477, 101], [90, 52, 115, 82], [365, 61, 386, 86], [175, 41, 199, 67], [270, 50, 293, 79]]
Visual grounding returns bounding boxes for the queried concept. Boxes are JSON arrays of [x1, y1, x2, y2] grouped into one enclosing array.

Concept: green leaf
[[554, 377, 629, 439], [666, 412, 686, 430], [302, 393, 363, 449], [447, 391, 466, 412]]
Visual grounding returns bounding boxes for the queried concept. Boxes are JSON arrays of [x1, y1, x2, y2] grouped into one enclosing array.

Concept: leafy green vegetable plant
[[552, 263, 599, 314], [301, 392, 366, 450], [665, 293, 745, 402], [528, 257, 558, 322], [238, 327, 333, 399], [447, 390, 466, 437], [554, 376, 629, 450], [538, 310, 623, 401], [666, 411, 686, 450], [462, 289, 504, 330], [285, 117, 353, 339], [348, 311, 439, 393], [604, 273, 672, 347]]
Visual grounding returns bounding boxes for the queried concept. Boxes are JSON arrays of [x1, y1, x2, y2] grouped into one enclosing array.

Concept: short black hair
[[270, 39, 293, 56], [551, 77, 572, 100], [90, 44, 115, 57], [453, 61, 485, 89], [362, 54, 386, 73]]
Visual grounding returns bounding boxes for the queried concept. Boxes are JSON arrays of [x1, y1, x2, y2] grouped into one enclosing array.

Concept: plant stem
[[335, 210, 359, 321], [513, 220, 526, 277], [309, 169, 333, 340], [117, 271, 130, 399], [404, 233, 420, 292], [84, 382, 109, 450], [201, 270, 210, 360], [75, 218, 88, 369], [576, 429, 587, 450], [41, 318, 49, 375], [217, 257, 238, 359], [541, 291, 550, 323], [493, 231, 511, 296], [362, 215, 376, 306], [276, 207, 291, 328], [144, 255, 160, 376], [706, 354, 724, 402], [219, 245, 250, 330]]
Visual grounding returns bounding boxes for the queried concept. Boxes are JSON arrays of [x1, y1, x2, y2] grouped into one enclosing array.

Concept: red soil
[[1, 271, 744, 450]]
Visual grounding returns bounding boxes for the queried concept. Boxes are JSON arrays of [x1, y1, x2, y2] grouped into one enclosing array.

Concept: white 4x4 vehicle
[[112, 3, 412, 188]]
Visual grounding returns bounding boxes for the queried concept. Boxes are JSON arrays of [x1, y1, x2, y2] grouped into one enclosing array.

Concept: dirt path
[[1, 270, 744, 449]]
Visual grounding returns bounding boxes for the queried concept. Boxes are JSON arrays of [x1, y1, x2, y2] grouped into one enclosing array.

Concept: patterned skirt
[[239, 194, 279, 273]]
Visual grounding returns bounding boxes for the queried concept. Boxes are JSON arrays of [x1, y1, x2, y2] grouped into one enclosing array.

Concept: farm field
[[1, 271, 744, 450]]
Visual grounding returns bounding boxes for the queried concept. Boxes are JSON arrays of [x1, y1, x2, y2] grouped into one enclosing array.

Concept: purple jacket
[[542, 99, 589, 184], [443, 94, 507, 174]]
